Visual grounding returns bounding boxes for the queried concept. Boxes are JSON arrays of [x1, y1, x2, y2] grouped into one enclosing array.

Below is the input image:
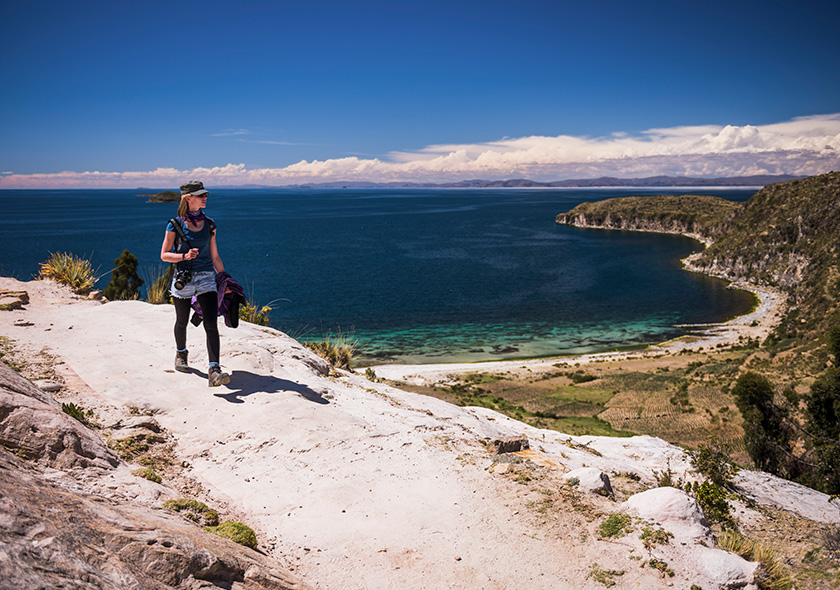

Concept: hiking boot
[[208, 365, 231, 387], [175, 350, 189, 373]]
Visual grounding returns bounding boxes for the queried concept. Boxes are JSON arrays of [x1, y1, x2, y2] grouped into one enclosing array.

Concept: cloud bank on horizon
[[3, 114, 838, 189]]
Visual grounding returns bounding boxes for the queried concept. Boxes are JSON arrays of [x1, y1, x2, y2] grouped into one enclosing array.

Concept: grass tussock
[[304, 332, 358, 370], [142, 264, 171, 304], [39, 251, 97, 294], [717, 530, 793, 590]]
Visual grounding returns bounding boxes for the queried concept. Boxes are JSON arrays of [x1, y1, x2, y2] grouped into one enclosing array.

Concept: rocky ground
[[1, 277, 838, 590]]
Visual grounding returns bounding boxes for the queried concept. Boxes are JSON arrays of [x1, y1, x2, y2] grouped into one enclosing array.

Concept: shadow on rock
[[214, 371, 329, 405]]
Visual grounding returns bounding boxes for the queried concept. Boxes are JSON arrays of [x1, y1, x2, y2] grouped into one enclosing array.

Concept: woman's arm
[[209, 232, 225, 273], [160, 230, 198, 263]]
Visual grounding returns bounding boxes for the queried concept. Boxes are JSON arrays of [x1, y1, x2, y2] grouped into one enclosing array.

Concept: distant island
[[295, 174, 802, 189], [139, 190, 180, 202], [130, 175, 803, 191]]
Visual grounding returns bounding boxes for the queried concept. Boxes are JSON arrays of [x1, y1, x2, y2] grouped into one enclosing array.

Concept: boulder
[[621, 486, 709, 541], [689, 545, 759, 590], [489, 435, 529, 454], [0, 361, 119, 470], [563, 467, 614, 498], [0, 289, 29, 310]]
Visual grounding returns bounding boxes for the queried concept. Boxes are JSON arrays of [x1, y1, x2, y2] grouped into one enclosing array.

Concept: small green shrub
[[687, 437, 739, 488], [598, 512, 632, 538], [61, 402, 93, 427], [569, 372, 598, 384], [163, 498, 219, 526], [204, 521, 257, 550], [131, 467, 162, 483], [691, 482, 734, 528], [39, 251, 97, 294]]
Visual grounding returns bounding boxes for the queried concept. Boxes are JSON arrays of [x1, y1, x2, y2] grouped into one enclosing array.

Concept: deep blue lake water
[[0, 187, 757, 364]]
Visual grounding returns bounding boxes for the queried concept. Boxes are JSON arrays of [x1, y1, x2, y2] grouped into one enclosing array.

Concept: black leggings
[[173, 292, 220, 364]]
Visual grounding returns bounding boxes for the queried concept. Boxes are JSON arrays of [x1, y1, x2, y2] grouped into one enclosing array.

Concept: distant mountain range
[[294, 174, 802, 189]]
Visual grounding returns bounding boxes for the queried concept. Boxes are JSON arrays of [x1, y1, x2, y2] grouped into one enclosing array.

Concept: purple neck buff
[[184, 210, 206, 225]]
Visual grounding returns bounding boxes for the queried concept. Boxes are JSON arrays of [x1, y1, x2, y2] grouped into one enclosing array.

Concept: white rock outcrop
[[621, 486, 709, 541]]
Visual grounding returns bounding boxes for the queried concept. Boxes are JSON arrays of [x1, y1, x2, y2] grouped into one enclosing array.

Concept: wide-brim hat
[[180, 180, 209, 196]]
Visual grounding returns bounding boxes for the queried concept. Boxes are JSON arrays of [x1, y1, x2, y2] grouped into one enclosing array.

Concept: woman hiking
[[160, 180, 231, 387]]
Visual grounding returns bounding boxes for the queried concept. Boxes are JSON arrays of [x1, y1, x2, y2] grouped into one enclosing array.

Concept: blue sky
[[1, 0, 839, 186]]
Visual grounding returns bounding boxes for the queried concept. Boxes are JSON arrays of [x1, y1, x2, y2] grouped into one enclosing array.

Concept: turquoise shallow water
[[0, 187, 757, 364]]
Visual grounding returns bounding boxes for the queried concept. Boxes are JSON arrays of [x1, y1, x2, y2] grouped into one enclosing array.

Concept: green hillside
[[695, 172, 840, 344]]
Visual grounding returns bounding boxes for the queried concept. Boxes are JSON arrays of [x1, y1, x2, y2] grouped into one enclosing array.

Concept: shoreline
[[370, 230, 787, 384]]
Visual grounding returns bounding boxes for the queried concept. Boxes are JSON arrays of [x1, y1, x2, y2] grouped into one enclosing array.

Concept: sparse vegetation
[[653, 457, 684, 489], [0, 336, 25, 372], [646, 558, 675, 577], [163, 498, 219, 526], [131, 467, 162, 483], [640, 525, 673, 549], [597, 512, 632, 538], [38, 251, 97, 294], [587, 563, 625, 587], [204, 521, 258, 550]]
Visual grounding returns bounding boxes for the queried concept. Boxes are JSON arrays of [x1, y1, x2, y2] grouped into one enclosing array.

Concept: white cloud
[[2, 114, 839, 188], [238, 139, 309, 146], [210, 129, 252, 137]]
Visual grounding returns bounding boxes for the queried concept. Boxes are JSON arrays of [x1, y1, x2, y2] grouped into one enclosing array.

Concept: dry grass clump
[[304, 332, 358, 370], [142, 264, 171, 304], [717, 530, 793, 590], [39, 251, 97, 294]]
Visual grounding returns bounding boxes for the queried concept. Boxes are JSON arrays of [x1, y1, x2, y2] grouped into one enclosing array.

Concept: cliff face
[[557, 172, 840, 341]]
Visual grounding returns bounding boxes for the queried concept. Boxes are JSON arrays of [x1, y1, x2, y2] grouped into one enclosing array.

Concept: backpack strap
[[168, 217, 192, 249]]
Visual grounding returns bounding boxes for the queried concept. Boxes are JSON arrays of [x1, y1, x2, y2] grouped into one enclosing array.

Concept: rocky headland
[[556, 172, 840, 345]]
